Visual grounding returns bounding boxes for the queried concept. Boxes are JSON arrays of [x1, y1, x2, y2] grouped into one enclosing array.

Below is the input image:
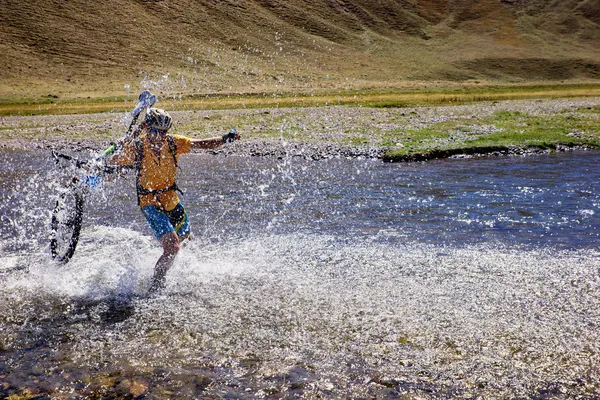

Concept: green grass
[[469, 111, 600, 147], [577, 104, 600, 114], [383, 109, 600, 160]]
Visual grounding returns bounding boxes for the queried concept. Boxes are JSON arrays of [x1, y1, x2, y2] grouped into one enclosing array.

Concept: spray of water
[[1, 143, 599, 398], [1, 230, 599, 398]]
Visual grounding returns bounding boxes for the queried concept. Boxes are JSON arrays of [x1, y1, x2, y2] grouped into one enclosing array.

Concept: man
[[111, 108, 240, 292]]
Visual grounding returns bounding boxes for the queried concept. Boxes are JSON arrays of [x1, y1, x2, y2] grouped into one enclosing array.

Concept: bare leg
[[149, 231, 180, 293]]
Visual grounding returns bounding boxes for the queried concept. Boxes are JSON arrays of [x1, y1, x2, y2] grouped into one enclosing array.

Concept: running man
[[111, 108, 240, 292]]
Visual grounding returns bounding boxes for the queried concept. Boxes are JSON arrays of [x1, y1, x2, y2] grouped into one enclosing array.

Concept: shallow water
[[0, 149, 599, 398]]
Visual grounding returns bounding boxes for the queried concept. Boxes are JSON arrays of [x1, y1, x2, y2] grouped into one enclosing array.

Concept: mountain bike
[[49, 151, 120, 262], [49, 90, 157, 263]]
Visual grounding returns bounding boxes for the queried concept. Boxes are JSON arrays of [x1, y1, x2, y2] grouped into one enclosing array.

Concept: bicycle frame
[[50, 149, 125, 263]]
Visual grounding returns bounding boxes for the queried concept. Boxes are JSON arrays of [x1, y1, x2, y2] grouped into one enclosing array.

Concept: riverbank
[[1, 97, 598, 162]]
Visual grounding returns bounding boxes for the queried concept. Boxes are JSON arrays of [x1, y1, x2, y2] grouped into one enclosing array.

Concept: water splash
[[1, 232, 599, 398], [1, 149, 599, 398]]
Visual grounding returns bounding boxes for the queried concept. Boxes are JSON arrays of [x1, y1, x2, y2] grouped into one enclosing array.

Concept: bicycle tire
[[50, 190, 84, 263]]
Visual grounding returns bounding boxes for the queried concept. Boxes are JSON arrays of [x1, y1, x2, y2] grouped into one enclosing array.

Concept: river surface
[[0, 149, 599, 398]]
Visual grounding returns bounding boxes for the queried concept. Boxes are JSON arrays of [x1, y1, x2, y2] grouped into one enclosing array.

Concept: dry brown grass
[[1, 0, 599, 101], [2, 84, 599, 117]]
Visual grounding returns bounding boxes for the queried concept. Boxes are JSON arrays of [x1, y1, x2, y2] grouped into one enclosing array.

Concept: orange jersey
[[113, 134, 192, 210]]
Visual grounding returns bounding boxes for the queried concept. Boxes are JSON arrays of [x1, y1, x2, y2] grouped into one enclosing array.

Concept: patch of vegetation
[[383, 109, 600, 161], [368, 102, 410, 109], [347, 137, 371, 146], [471, 110, 600, 147], [577, 105, 600, 114]]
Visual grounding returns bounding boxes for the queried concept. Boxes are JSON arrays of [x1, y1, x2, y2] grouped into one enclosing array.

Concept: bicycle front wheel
[[50, 190, 84, 263]]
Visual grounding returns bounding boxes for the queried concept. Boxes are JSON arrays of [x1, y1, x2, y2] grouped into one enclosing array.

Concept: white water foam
[[1, 229, 599, 397]]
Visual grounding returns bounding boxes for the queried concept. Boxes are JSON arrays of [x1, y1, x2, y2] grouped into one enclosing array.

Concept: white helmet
[[145, 108, 173, 131]]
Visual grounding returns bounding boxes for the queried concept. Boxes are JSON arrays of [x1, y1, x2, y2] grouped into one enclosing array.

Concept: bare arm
[[190, 130, 241, 150], [190, 137, 228, 150]]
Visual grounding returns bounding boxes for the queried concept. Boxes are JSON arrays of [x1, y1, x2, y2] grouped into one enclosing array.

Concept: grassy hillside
[[1, 0, 599, 100]]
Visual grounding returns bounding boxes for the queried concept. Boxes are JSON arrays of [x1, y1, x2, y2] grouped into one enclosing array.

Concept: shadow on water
[[0, 295, 131, 395], [70, 295, 137, 325], [9, 295, 137, 349]]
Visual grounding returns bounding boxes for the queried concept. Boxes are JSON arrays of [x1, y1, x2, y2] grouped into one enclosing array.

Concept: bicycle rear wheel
[[50, 190, 84, 263]]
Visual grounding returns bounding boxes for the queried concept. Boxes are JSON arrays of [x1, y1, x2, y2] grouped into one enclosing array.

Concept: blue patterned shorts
[[141, 203, 191, 239]]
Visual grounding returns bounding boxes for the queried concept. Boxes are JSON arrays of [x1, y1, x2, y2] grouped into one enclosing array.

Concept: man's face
[[147, 125, 167, 143]]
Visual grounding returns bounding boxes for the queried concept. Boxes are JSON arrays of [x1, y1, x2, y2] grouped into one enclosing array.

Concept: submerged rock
[[115, 379, 148, 398]]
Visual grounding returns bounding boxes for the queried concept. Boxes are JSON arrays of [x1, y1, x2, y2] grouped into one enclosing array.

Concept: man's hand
[[222, 129, 240, 143]]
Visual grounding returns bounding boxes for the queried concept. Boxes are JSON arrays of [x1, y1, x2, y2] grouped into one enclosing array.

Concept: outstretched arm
[[191, 129, 240, 150], [190, 137, 228, 150]]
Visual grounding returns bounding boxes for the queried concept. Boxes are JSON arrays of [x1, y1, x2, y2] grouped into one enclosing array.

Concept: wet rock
[[265, 366, 317, 391], [370, 375, 401, 388], [207, 139, 384, 160], [374, 386, 403, 399], [0, 381, 9, 399], [115, 379, 148, 398], [194, 374, 214, 391]]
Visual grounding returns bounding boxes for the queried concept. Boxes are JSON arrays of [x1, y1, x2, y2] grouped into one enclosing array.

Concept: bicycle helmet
[[145, 108, 173, 131]]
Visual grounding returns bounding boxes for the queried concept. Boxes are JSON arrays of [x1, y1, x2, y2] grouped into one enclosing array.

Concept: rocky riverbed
[[1, 97, 599, 161]]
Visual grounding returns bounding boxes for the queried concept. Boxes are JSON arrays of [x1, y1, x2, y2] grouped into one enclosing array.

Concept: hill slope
[[1, 0, 599, 99]]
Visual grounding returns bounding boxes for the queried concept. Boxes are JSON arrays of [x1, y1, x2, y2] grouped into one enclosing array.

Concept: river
[[1, 149, 599, 398]]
